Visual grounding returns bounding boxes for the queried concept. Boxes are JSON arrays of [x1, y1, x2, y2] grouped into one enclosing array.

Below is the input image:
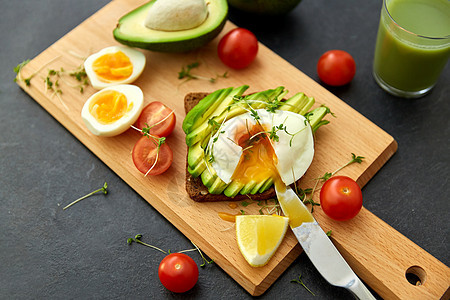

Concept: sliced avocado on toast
[[113, 0, 228, 52], [183, 86, 332, 201]]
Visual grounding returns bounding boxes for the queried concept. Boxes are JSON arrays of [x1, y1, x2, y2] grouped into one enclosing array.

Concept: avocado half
[[113, 0, 228, 52]]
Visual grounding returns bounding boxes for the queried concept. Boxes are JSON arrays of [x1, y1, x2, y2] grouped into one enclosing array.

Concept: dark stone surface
[[0, 0, 448, 299]]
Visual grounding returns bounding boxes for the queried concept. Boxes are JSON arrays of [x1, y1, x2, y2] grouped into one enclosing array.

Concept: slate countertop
[[0, 0, 448, 299]]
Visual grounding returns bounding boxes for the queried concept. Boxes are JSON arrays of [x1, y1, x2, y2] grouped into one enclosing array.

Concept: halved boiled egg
[[81, 84, 144, 137], [84, 46, 146, 90], [210, 109, 314, 186]]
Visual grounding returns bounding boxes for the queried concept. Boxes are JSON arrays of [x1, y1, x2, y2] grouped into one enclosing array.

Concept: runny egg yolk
[[89, 90, 133, 124], [231, 123, 314, 227], [231, 124, 279, 185], [92, 51, 133, 82]]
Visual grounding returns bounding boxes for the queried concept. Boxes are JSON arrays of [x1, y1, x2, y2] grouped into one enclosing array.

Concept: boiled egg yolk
[[231, 124, 279, 185], [92, 51, 133, 83], [84, 46, 146, 90], [89, 90, 133, 124], [81, 84, 144, 137]]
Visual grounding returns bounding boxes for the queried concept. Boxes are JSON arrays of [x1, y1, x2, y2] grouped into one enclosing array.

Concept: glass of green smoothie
[[373, 0, 450, 98]]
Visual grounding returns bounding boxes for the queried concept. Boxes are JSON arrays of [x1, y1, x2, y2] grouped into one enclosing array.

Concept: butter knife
[[275, 184, 376, 300]]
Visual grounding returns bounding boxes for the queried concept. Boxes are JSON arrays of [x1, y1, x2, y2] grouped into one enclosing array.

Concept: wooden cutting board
[[16, 0, 449, 298]]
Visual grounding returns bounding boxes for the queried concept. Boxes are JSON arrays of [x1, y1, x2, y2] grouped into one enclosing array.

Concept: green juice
[[373, 0, 450, 95]]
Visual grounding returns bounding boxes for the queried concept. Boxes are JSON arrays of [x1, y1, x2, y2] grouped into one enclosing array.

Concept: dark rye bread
[[184, 92, 286, 202]]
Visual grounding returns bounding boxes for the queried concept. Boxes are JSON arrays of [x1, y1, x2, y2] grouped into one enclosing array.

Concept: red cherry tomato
[[317, 50, 356, 86], [132, 135, 173, 175], [135, 102, 176, 138], [320, 176, 362, 221], [158, 253, 199, 293], [218, 28, 258, 69]]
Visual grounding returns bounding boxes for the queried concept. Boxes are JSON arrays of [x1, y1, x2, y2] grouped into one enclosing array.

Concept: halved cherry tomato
[[135, 102, 176, 137], [317, 50, 356, 86], [218, 28, 258, 69], [158, 253, 199, 293], [320, 176, 362, 221], [132, 135, 173, 175]]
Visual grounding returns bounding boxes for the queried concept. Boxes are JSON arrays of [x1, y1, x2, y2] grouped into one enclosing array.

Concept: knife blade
[[275, 184, 376, 300]]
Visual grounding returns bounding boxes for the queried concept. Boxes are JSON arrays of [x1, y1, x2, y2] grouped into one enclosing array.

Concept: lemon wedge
[[236, 215, 289, 267]]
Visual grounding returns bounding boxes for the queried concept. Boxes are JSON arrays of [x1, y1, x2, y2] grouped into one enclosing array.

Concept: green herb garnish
[[178, 62, 228, 83], [303, 153, 365, 211], [63, 182, 108, 210], [127, 235, 214, 267], [291, 274, 315, 296]]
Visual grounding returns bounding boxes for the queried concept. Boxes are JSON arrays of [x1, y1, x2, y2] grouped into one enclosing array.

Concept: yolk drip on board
[[92, 51, 133, 82], [89, 90, 133, 124], [220, 122, 314, 227]]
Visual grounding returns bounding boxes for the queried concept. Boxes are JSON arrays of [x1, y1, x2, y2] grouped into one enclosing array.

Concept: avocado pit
[[144, 0, 208, 31], [113, 0, 228, 52]]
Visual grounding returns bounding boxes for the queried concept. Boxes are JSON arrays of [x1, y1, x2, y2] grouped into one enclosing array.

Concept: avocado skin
[[228, 0, 302, 15], [113, 0, 228, 53], [113, 19, 227, 52]]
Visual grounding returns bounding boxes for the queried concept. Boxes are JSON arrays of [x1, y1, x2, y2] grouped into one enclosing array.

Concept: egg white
[[81, 84, 144, 137], [84, 46, 146, 90], [210, 109, 314, 185]]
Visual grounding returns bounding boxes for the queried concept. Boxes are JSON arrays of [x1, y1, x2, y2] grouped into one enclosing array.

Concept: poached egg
[[210, 109, 314, 187]]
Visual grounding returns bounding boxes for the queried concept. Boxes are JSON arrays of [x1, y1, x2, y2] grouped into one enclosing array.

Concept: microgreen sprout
[[302, 153, 365, 212], [127, 235, 214, 267], [204, 112, 229, 165], [131, 124, 167, 176], [127, 234, 168, 254], [179, 241, 214, 267], [241, 200, 252, 207], [331, 153, 364, 175], [63, 182, 108, 210], [178, 61, 228, 83], [14, 55, 88, 94], [14, 56, 61, 86], [291, 274, 315, 296], [258, 200, 281, 215], [238, 198, 281, 216], [13, 60, 31, 85], [265, 97, 283, 113], [141, 110, 175, 133]]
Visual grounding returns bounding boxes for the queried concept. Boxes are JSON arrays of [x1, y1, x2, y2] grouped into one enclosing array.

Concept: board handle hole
[[405, 266, 426, 286]]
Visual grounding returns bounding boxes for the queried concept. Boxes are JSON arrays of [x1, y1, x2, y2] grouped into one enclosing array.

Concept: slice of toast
[[184, 92, 282, 202]]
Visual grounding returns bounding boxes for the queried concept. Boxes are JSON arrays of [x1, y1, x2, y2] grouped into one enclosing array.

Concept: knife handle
[[318, 207, 450, 299], [347, 278, 377, 300]]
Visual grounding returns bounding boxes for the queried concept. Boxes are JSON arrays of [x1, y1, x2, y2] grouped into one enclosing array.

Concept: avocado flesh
[[182, 87, 233, 134], [184, 85, 249, 147], [208, 177, 228, 194], [113, 0, 228, 52], [223, 181, 245, 197]]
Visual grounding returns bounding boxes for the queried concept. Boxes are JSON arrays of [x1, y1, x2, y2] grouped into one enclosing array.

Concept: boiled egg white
[[84, 46, 146, 90], [210, 109, 314, 186], [81, 84, 144, 137]]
